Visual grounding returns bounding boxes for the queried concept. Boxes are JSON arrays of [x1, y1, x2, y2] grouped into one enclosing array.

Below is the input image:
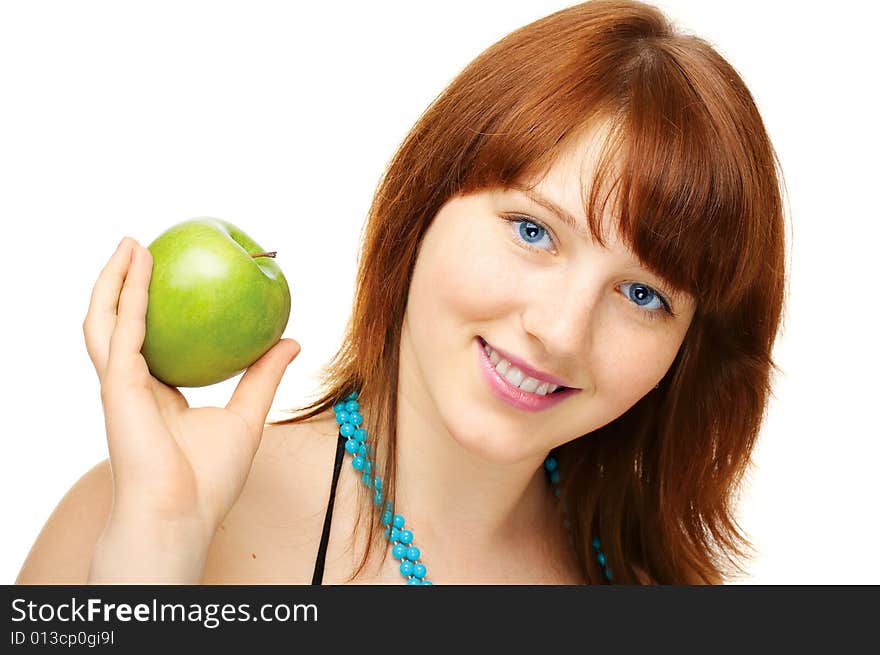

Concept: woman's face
[[399, 134, 697, 465]]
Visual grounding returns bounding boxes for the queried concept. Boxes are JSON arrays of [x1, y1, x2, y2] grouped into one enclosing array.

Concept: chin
[[442, 396, 541, 465]]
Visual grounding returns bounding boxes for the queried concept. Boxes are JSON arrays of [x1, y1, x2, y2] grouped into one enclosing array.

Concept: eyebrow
[[508, 183, 589, 240]]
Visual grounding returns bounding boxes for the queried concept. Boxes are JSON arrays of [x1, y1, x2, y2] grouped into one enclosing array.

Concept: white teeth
[[503, 366, 525, 388], [519, 376, 541, 393], [483, 342, 561, 395]]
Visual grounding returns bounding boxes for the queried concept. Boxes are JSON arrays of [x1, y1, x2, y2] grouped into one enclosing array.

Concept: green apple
[[141, 217, 291, 387]]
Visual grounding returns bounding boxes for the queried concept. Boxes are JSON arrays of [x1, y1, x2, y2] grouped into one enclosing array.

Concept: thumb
[[226, 338, 301, 433]]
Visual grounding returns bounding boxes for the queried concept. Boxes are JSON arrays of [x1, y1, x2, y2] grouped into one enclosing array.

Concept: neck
[[361, 383, 565, 580], [406, 393, 551, 537]]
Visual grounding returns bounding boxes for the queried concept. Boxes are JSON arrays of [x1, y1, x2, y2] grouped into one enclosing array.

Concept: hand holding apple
[[82, 237, 301, 581], [141, 218, 292, 387]]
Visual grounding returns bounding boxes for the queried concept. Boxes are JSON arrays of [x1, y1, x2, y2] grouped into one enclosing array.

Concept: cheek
[[413, 225, 513, 327], [591, 333, 680, 412]]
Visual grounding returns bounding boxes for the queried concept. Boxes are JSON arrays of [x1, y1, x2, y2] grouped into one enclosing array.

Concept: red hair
[[272, 0, 788, 584]]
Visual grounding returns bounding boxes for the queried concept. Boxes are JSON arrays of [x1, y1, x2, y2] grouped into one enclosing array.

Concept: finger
[[106, 243, 153, 381], [83, 237, 137, 381], [226, 339, 301, 436]]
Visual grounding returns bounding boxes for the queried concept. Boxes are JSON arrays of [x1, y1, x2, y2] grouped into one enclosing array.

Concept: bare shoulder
[[16, 411, 344, 585], [200, 408, 343, 584], [239, 408, 343, 524], [252, 409, 342, 506], [259, 409, 340, 459], [16, 459, 113, 585]]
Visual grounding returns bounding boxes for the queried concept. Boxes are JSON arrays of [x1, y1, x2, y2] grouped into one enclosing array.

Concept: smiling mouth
[[477, 335, 572, 396]]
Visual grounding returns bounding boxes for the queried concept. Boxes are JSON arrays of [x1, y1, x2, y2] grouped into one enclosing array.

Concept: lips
[[478, 336, 577, 390], [476, 336, 580, 412]]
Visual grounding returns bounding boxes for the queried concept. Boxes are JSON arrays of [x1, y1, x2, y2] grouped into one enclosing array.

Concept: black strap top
[[311, 431, 348, 585]]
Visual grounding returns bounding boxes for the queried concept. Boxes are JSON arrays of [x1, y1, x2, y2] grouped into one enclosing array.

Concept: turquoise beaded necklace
[[333, 390, 614, 584]]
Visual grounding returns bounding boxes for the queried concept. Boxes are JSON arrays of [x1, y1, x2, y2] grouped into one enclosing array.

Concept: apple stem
[[250, 251, 277, 258]]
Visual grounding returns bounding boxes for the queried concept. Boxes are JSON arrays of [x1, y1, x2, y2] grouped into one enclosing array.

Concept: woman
[[16, 0, 786, 585]]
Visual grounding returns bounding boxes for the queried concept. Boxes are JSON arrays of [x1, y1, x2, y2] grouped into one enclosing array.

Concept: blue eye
[[506, 215, 556, 252], [620, 282, 672, 319]]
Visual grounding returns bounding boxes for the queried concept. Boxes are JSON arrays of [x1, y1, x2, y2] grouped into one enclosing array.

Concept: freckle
[[251, 553, 257, 559], [220, 524, 226, 531]]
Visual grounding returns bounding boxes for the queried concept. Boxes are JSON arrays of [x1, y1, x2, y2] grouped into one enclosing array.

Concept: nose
[[520, 271, 601, 365]]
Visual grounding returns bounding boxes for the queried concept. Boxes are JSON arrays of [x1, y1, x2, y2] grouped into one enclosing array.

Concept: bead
[[549, 470, 560, 484], [390, 528, 400, 542], [365, 460, 372, 474], [348, 411, 363, 427], [364, 443, 372, 456], [347, 391, 357, 400], [335, 410, 349, 425], [399, 530, 414, 545], [598, 552, 606, 566], [358, 443, 367, 457], [354, 428, 367, 442], [406, 546, 420, 561], [333, 402, 345, 413], [400, 560, 414, 576], [413, 563, 427, 579], [421, 580, 433, 585], [604, 568, 613, 581], [382, 511, 393, 526], [406, 578, 421, 585], [340, 423, 355, 437], [344, 438, 358, 454], [352, 456, 365, 471], [544, 456, 558, 472], [392, 544, 408, 559], [384, 527, 392, 541], [362, 472, 372, 486], [373, 489, 384, 505], [345, 400, 359, 412], [374, 477, 382, 490], [392, 514, 405, 529], [591, 537, 601, 550]]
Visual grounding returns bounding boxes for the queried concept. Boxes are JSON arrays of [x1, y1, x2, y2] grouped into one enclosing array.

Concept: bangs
[[453, 39, 776, 317]]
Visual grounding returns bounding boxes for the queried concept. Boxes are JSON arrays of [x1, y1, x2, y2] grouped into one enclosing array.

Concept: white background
[[1, 1, 877, 584]]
